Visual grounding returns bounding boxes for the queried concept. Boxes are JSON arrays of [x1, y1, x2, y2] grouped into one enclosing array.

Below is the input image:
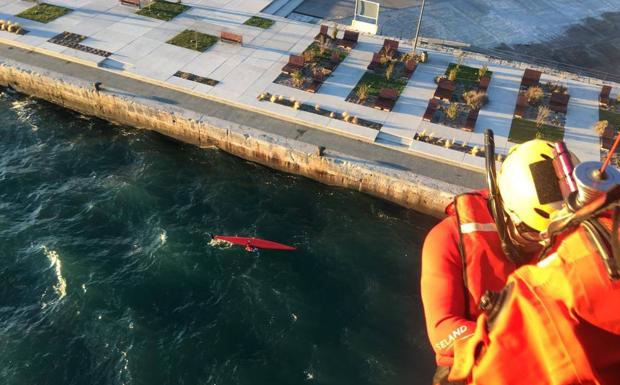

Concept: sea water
[[0, 89, 437, 385]]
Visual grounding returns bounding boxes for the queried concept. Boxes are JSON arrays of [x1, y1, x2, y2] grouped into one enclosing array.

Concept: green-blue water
[[0, 88, 437, 385]]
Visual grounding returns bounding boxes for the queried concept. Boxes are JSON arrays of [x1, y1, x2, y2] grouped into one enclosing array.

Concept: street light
[[412, 0, 426, 53]]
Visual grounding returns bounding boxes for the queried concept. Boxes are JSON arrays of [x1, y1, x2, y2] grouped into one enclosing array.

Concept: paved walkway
[[0, 43, 485, 190], [0, 0, 614, 175]]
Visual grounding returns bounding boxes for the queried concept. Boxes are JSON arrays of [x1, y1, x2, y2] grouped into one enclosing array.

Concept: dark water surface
[[0, 89, 437, 385]]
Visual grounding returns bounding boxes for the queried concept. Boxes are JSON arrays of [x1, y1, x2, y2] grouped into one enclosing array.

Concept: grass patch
[[351, 72, 407, 98], [446, 63, 493, 84], [167, 29, 218, 52], [243, 16, 275, 29], [16, 3, 71, 23], [136, 0, 189, 21], [600, 108, 620, 129], [508, 118, 564, 144]]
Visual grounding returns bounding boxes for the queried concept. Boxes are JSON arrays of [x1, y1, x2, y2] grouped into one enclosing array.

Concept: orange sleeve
[[421, 216, 476, 367]]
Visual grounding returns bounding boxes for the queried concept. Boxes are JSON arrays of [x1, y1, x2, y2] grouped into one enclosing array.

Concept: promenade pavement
[[0, 0, 613, 172]]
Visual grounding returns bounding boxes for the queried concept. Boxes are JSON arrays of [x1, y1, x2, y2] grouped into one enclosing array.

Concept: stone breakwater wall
[[0, 61, 465, 217]]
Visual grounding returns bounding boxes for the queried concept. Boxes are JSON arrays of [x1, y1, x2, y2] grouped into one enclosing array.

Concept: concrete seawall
[[0, 60, 466, 217]]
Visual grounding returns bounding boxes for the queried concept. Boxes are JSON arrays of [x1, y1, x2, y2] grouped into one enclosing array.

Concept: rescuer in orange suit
[[448, 205, 620, 384], [420, 140, 567, 385]]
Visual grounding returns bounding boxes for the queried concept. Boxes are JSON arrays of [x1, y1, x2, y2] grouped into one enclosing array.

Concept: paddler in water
[[420, 139, 574, 384]]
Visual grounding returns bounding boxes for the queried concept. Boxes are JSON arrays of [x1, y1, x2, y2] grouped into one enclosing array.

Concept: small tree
[[448, 68, 458, 82], [291, 70, 304, 88], [385, 62, 395, 81], [478, 65, 488, 79], [446, 103, 459, 121], [356, 83, 370, 102], [594, 120, 609, 136], [536, 106, 551, 128], [318, 35, 329, 56], [331, 22, 339, 40], [526, 86, 544, 105]]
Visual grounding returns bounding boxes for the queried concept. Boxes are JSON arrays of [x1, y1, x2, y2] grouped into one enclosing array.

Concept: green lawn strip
[[136, 0, 189, 21], [167, 30, 217, 52], [508, 118, 564, 144], [351, 72, 407, 98], [600, 108, 620, 129], [16, 3, 71, 23], [243, 16, 275, 29], [446, 63, 493, 84]]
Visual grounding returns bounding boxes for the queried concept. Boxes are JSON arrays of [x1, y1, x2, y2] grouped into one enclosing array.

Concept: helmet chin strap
[[485, 129, 529, 265]]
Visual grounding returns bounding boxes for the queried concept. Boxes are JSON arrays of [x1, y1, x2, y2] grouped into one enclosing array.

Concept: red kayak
[[213, 236, 296, 251]]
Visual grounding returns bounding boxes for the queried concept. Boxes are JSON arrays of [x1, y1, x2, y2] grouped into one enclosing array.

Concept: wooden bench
[[550, 92, 570, 113], [404, 59, 417, 79], [367, 52, 382, 71], [220, 31, 242, 45], [380, 38, 399, 58], [314, 24, 329, 41], [602, 125, 617, 150], [423, 99, 438, 122], [282, 55, 304, 74], [374, 88, 398, 111], [336, 30, 359, 50], [600, 85, 612, 108], [514, 94, 528, 118], [464, 108, 479, 132], [521, 68, 541, 88], [120, 0, 140, 7], [434, 79, 455, 101], [478, 76, 491, 92], [306, 71, 325, 94]]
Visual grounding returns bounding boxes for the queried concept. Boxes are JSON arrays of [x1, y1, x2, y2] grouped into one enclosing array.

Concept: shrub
[[291, 71, 304, 87], [526, 86, 544, 105], [356, 83, 370, 102], [536, 105, 551, 128], [594, 120, 609, 136], [303, 49, 315, 63], [446, 103, 459, 121], [379, 54, 389, 66], [463, 90, 488, 110], [448, 68, 458, 82], [479, 65, 488, 79], [385, 62, 395, 81]]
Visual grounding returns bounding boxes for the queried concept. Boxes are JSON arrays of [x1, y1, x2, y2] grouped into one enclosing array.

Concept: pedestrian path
[[0, 0, 614, 172]]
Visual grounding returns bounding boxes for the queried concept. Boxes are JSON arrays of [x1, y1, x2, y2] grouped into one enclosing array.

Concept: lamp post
[[412, 0, 426, 53]]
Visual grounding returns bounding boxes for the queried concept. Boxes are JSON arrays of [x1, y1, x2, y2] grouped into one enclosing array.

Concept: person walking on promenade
[[420, 139, 569, 385]]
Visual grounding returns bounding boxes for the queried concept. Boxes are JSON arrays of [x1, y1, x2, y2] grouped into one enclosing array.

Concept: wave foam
[[42, 246, 67, 300]]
